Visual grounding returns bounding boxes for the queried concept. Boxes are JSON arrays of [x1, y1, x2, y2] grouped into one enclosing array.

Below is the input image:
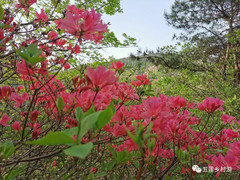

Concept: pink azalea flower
[[57, 7, 107, 42], [129, 105, 143, 120], [16, 0, 37, 13], [75, 90, 94, 111], [67, 43, 73, 52], [222, 114, 236, 124], [86, 66, 118, 90], [48, 31, 58, 40], [0, 114, 10, 127], [30, 110, 40, 122], [59, 11, 81, 35], [112, 106, 127, 122], [12, 121, 21, 132], [223, 129, 239, 140], [109, 61, 125, 70], [209, 154, 239, 178], [16, 60, 34, 75], [30, 122, 42, 140], [227, 141, 240, 160], [64, 63, 70, 70], [116, 82, 139, 101], [35, 9, 48, 23], [58, 58, 70, 70], [38, 60, 48, 75], [0, 85, 12, 99], [74, 45, 81, 54], [131, 74, 150, 86], [131, 80, 142, 87], [67, 5, 84, 14], [52, 159, 57, 167], [9, 92, 29, 107], [60, 92, 74, 111], [32, 129, 41, 140], [90, 167, 97, 174], [55, 39, 66, 47], [117, 139, 139, 152], [111, 124, 127, 137], [80, 9, 107, 40], [136, 74, 151, 85], [169, 95, 187, 109], [140, 97, 168, 119], [93, 91, 112, 111], [197, 97, 224, 113]]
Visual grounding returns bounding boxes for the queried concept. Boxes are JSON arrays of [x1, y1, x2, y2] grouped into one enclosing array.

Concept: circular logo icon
[[192, 165, 198, 171], [196, 166, 202, 173]]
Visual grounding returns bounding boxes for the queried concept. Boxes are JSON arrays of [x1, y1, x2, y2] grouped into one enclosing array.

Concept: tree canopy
[[165, 0, 240, 83]]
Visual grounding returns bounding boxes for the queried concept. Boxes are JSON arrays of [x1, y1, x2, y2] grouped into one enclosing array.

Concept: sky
[[101, 0, 177, 59]]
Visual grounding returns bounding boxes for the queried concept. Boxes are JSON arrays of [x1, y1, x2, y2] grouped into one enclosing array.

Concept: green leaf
[[15, 44, 45, 65], [27, 132, 75, 145], [94, 104, 115, 130], [116, 151, 129, 164], [136, 122, 144, 138], [187, 145, 192, 153], [0, 4, 4, 21], [107, 145, 117, 159], [134, 161, 140, 169], [145, 122, 153, 137], [0, 141, 15, 159], [15, 48, 29, 61], [29, 56, 45, 66], [28, 44, 41, 57], [127, 130, 140, 147], [205, 159, 211, 164], [64, 127, 77, 137], [96, 171, 107, 177], [216, 149, 224, 153], [56, 96, 64, 112], [4, 166, 26, 180], [83, 106, 95, 118], [144, 134, 158, 141], [88, 172, 95, 180], [78, 111, 102, 139], [193, 145, 199, 153], [103, 160, 116, 171], [75, 107, 83, 136], [147, 138, 156, 153], [75, 107, 84, 123], [176, 149, 184, 159], [63, 143, 93, 159]]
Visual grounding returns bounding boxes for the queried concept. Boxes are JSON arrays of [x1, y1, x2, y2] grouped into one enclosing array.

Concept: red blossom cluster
[[109, 61, 125, 73], [197, 97, 224, 113], [55, 6, 107, 43], [131, 74, 151, 86], [2, 58, 239, 177], [16, 0, 37, 12], [0, 85, 12, 100]]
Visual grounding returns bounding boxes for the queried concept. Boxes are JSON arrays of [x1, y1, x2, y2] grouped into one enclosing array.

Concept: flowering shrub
[[0, 1, 239, 179]]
